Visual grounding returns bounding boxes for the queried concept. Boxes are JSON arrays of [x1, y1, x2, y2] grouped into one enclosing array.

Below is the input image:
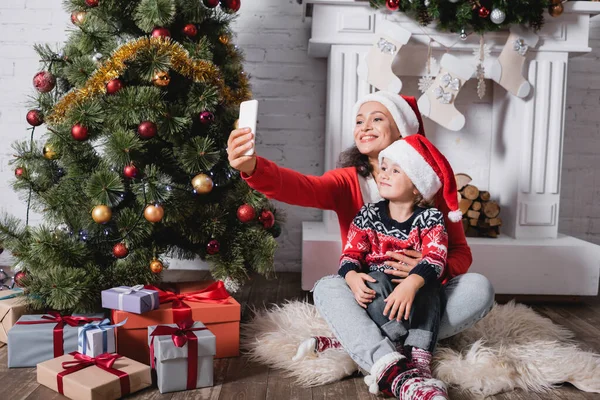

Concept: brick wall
[[0, 1, 598, 271]]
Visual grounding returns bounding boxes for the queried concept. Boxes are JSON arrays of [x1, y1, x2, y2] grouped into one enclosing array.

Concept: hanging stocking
[[417, 53, 475, 131], [357, 20, 411, 93], [490, 25, 539, 98]]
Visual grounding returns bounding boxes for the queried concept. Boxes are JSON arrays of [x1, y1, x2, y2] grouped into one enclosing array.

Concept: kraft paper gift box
[[148, 320, 216, 393], [112, 281, 240, 364], [0, 288, 27, 344], [77, 318, 128, 357], [101, 285, 159, 314], [7, 312, 104, 368], [37, 352, 151, 400]]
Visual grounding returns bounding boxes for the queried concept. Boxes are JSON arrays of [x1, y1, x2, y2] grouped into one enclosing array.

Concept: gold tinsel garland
[[47, 37, 251, 124]]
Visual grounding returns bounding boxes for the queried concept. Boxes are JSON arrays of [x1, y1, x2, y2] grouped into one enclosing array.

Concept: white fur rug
[[241, 300, 600, 396]]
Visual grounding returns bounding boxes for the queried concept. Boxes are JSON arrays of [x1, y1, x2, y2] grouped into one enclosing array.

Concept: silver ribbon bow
[[112, 285, 156, 310], [434, 86, 453, 104], [377, 38, 397, 55], [441, 73, 461, 91], [513, 38, 528, 56]]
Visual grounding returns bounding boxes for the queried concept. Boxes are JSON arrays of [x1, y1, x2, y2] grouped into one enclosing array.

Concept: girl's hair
[[337, 145, 372, 178], [413, 192, 435, 209]]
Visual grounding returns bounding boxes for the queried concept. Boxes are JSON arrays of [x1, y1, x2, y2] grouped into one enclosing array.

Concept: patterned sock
[[400, 377, 449, 400], [411, 347, 433, 378], [314, 336, 343, 352]]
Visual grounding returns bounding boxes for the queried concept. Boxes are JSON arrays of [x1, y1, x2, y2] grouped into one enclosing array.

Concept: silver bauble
[[490, 8, 506, 24]]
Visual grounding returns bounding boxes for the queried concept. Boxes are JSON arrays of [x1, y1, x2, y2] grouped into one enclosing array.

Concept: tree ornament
[[460, 29, 468, 41], [490, 8, 506, 24], [237, 204, 256, 223], [191, 173, 214, 194], [206, 239, 220, 255], [203, 0, 220, 8], [26, 109, 44, 126], [271, 224, 282, 238], [183, 24, 198, 38], [137, 121, 157, 139], [14, 167, 26, 178], [112, 243, 129, 259], [224, 276, 240, 293], [478, 6, 490, 18], [549, 3, 564, 17], [221, 0, 241, 13], [259, 210, 275, 229], [144, 204, 164, 223], [150, 258, 164, 273], [71, 11, 87, 26], [33, 71, 56, 93], [448, 0, 459, 2], [152, 71, 170, 87], [199, 111, 215, 125], [106, 78, 123, 95], [71, 124, 89, 141], [385, 0, 400, 11], [219, 35, 230, 45], [92, 205, 112, 224], [123, 163, 139, 179], [85, 0, 99, 7], [14, 271, 26, 287], [43, 143, 58, 160], [151, 27, 171, 38]]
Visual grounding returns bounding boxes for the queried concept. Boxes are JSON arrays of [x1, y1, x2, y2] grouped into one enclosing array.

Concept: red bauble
[[106, 78, 123, 95], [385, 0, 400, 11], [203, 0, 220, 8], [85, 0, 99, 7], [259, 210, 275, 229], [206, 239, 220, 255], [183, 24, 198, 38], [33, 71, 56, 93], [220, 0, 241, 13], [199, 111, 215, 125], [26, 109, 44, 126], [151, 27, 171, 38], [112, 243, 129, 259], [478, 6, 490, 18], [14, 271, 26, 287], [14, 167, 26, 178], [123, 163, 139, 179], [71, 124, 89, 141], [137, 121, 157, 139], [237, 204, 256, 223]]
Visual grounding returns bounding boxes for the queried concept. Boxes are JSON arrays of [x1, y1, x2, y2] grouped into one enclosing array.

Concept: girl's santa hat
[[379, 135, 462, 223], [352, 91, 425, 137]]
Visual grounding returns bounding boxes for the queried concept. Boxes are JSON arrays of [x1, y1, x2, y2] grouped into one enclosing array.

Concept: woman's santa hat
[[352, 91, 425, 137], [378, 135, 462, 223]]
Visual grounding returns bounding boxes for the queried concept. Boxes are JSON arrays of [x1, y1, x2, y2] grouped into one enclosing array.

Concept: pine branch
[[86, 169, 126, 206], [177, 137, 220, 174], [134, 0, 177, 33]]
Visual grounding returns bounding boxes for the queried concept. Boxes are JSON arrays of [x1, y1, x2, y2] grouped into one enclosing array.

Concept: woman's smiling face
[[353, 101, 401, 159]]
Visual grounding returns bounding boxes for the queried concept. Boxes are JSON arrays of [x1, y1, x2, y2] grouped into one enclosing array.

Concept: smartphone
[[238, 99, 258, 156]]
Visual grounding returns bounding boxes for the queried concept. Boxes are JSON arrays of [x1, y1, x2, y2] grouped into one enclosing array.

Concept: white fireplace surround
[[300, 0, 600, 295]]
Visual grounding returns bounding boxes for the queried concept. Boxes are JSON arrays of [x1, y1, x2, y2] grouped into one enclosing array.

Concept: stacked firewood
[[455, 173, 502, 238]]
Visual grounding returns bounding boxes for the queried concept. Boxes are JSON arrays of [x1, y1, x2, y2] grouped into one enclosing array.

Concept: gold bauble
[[219, 35, 230, 45], [191, 173, 214, 194], [91, 205, 112, 224], [150, 258, 164, 274], [43, 144, 58, 160], [549, 3, 564, 16], [144, 204, 164, 223], [152, 71, 170, 87], [73, 11, 87, 25]]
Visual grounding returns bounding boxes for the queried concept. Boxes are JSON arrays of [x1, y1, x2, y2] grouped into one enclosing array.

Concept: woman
[[227, 91, 494, 394]]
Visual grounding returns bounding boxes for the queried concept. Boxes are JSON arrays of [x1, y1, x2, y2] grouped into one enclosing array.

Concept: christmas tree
[[0, 0, 280, 313]]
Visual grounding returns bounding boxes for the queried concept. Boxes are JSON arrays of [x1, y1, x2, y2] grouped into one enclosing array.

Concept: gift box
[[148, 320, 215, 393], [0, 288, 27, 344], [77, 318, 127, 357], [112, 281, 240, 364], [101, 285, 159, 314], [8, 313, 104, 368], [37, 352, 151, 400]]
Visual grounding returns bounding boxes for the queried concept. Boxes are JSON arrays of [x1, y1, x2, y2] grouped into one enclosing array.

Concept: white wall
[[0, 0, 598, 271]]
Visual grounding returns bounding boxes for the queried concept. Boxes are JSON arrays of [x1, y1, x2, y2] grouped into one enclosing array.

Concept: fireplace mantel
[[300, 0, 600, 295]]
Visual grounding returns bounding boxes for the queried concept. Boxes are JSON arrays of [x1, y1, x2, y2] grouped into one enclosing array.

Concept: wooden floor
[[1, 272, 600, 400]]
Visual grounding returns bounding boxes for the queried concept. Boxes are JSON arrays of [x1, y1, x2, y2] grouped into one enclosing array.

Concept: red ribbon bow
[[145, 281, 230, 323], [16, 312, 102, 357], [149, 319, 207, 390], [57, 352, 130, 396]]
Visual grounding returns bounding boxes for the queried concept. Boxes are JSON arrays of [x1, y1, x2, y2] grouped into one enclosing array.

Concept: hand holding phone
[[238, 100, 258, 156]]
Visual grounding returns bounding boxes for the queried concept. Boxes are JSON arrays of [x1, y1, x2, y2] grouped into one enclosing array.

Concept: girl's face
[[377, 158, 418, 202], [354, 102, 401, 159]]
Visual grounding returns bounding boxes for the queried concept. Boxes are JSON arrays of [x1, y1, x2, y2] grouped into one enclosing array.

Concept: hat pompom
[[448, 210, 463, 223]]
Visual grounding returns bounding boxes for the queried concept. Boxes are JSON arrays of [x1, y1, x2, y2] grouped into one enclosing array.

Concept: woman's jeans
[[312, 272, 495, 371]]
